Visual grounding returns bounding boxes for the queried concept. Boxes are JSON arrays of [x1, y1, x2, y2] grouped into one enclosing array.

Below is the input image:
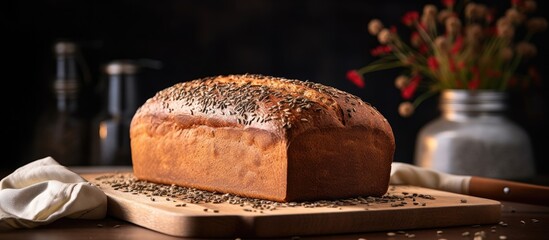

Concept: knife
[[390, 162, 549, 206]]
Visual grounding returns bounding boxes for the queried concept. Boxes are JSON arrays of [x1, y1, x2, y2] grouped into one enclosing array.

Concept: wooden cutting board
[[82, 172, 501, 238]]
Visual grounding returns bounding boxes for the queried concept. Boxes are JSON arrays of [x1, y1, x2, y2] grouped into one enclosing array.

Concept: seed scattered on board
[[94, 173, 437, 213]]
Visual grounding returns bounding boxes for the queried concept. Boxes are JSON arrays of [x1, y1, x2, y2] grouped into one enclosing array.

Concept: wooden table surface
[[1, 201, 548, 240], [1, 167, 548, 240]]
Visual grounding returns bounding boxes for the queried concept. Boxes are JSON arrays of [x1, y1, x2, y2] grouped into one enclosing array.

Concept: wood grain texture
[[82, 172, 502, 238]]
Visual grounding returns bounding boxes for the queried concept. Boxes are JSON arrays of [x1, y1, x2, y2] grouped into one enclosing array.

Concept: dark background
[[2, 0, 548, 174]]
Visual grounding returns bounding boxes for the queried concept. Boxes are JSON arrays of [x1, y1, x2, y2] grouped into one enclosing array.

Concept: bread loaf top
[[133, 74, 393, 140]]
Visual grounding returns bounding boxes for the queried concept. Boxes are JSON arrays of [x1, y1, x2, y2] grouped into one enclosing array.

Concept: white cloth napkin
[[0, 156, 107, 230], [390, 162, 472, 194]]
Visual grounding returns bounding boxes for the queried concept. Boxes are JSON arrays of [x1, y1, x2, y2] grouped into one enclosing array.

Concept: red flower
[[419, 44, 429, 54], [442, 0, 455, 7], [401, 75, 422, 99], [451, 35, 463, 54], [468, 79, 480, 90], [370, 45, 392, 56], [427, 56, 439, 71], [346, 70, 365, 88], [402, 11, 419, 26]]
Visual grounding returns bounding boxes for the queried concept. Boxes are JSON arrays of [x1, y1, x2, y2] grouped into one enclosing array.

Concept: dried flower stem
[[347, 0, 546, 117]]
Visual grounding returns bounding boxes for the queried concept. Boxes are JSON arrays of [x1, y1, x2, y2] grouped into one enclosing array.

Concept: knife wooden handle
[[468, 176, 549, 206]]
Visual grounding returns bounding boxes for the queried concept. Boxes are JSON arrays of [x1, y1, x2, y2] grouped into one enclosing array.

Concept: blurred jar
[[30, 40, 90, 166], [90, 60, 141, 165]]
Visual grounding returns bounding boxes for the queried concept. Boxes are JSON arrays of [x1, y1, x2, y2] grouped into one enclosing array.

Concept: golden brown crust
[[130, 74, 395, 202]]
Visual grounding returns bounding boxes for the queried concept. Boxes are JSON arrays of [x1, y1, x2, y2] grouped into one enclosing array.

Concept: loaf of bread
[[130, 74, 395, 202]]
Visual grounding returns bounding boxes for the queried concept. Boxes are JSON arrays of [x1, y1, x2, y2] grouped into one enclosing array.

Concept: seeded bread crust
[[130, 74, 395, 202]]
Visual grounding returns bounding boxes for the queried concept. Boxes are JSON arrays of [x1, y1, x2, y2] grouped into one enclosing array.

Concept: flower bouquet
[[346, 0, 547, 117]]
